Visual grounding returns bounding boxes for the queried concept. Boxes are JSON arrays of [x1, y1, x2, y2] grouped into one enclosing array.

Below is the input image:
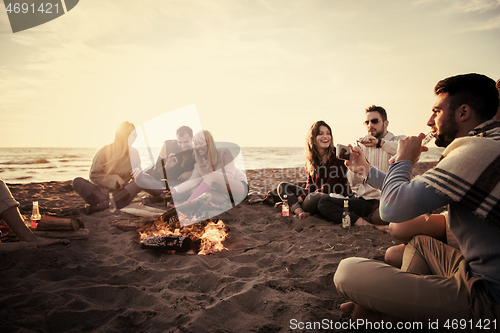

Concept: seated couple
[[167, 130, 248, 212], [73, 123, 247, 214], [279, 105, 405, 226]]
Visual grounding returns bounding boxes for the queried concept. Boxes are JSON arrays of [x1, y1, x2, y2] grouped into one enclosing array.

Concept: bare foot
[[294, 208, 311, 220], [33, 236, 70, 247], [0, 241, 36, 252], [374, 224, 389, 233], [298, 212, 311, 219], [354, 217, 372, 226], [340, 301, 400, 323], [355, 218, 389, 233], [341, 301, 378, 320], [340, 302, 356, 319]]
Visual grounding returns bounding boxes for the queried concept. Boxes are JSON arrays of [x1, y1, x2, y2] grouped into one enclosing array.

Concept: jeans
[[277, 182, 328, 215], [317, 196, 378, 224]]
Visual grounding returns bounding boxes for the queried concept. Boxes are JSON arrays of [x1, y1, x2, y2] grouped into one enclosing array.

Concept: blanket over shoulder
[[416, 120, 500, 226]]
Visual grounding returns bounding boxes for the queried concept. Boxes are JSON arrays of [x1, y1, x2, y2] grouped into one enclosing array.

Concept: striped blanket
[[416, 119, 500, 226]]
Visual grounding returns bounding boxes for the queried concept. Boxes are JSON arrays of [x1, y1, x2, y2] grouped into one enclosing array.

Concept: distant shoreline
[[1, 146, 442, 184], [6, 162, 439, 199]]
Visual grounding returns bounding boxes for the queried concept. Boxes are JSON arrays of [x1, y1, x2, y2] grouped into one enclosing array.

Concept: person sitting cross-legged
[[334, 73, 500, 326]]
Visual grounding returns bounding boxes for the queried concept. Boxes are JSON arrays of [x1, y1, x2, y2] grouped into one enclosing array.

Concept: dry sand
[[0, 165, 435, 332]]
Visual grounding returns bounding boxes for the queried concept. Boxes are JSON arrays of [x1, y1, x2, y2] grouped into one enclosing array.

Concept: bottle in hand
[[282, 195, 289, 217], [342, 199, 351, 229]]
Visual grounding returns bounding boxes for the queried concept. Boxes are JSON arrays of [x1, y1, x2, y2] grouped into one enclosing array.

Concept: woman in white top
[[169, 130, 247, 206]]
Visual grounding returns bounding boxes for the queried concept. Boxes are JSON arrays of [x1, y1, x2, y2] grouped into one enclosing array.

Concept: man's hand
[[345, 145, 371, 178], [393, 133, 429, 165], [297, 196, 303, 203], [178, 171, 192, 182], [358, 135, 378, 147], [165, 153, 178, 169]]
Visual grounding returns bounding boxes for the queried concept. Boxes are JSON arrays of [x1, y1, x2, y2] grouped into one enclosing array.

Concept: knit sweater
[[89, 144, 141, 190]]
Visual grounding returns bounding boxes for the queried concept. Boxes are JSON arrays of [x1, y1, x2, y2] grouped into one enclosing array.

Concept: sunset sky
[[1, 0, 499, 148]]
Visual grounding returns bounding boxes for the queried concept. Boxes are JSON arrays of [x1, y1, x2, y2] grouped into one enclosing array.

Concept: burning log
[[140, 235, 199, 254], [137, 208, 229, 255]]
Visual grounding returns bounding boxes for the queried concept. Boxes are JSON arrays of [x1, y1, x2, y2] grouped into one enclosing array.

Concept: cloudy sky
[[1, 0, 499, 148]]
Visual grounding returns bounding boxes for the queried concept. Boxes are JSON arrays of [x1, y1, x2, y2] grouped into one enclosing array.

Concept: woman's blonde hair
[[104, 121, 136, 174], [193, 130, 219, 171], [305, 120, 334, 175]]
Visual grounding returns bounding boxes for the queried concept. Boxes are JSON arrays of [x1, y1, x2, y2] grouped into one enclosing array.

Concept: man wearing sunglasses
[[318, 105, 405, 226], [359, 105, 405, 173]]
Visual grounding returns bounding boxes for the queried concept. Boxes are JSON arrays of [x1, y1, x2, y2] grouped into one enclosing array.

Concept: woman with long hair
[[169, 130, 247, 209], [73, 121, 162, 213], [278, 120, 349, 219]]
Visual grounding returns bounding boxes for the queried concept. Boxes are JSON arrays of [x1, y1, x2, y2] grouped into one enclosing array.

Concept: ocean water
[[0, 147, 444, 184]]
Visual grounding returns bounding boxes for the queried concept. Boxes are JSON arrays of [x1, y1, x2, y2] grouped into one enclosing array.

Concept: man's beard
[[371, 127, 385, 139], [434, 115, 459, 148]]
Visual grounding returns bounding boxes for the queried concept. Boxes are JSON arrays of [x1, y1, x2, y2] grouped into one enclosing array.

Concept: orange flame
[[137, 212, 228, 255], [197, 220, 228, 255]]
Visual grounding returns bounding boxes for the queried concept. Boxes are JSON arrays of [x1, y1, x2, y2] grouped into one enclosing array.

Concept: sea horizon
[[0, 146, 444, 184]]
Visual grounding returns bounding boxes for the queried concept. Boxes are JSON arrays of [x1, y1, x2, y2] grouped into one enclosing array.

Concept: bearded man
[[335, 73, 500, 328]]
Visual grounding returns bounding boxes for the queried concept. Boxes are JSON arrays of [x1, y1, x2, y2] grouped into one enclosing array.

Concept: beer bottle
[[282, 195, 289, 217], [30, 201, 41, 229], [342, 200, 351, 229], [109, 193, 117, 213]]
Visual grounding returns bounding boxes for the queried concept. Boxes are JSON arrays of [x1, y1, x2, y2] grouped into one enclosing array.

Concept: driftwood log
[[120, 203, 166, 218], [33, 229, 89, 240], [36, 215, 80, 231]]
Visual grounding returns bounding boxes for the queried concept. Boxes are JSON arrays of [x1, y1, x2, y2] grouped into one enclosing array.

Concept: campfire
[[137, 210, 229, 255]]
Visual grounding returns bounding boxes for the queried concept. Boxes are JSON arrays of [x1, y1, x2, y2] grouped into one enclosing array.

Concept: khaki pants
[[334, 235, 499, 329]]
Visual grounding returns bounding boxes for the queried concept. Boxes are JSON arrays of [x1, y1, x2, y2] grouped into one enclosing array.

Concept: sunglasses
[[364, 118, 381, 125]]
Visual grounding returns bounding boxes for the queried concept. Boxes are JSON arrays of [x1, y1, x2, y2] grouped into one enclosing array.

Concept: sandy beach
[[0, 164, 436, 332]]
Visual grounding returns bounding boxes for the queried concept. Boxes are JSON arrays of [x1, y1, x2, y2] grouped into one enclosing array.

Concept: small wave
[[15, 176, 33, 180], [54, 154, 82, 159], [29, 166, 57, 170], [0, 159, 50, 165], [59, 159, 70, 162]]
